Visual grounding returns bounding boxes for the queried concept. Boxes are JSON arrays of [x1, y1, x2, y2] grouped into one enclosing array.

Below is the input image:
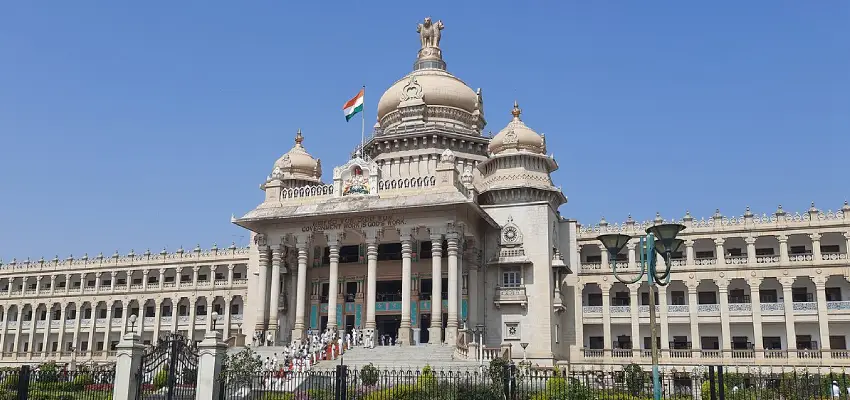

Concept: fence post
[[16, 365, 30, 400], [196, 330, 227, 400], [717, 366, 725, 400], [708, 366, 716, 400], [508, 363, 517, 400], [335, 364, 348, 400], [111, 333, 144, 400]]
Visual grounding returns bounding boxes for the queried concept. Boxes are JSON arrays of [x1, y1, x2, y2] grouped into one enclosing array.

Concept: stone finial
[[439, 148, 456, 164], [144, 249, 151, 258], [808, 201, 819, 214], [460, 166, 474, 185], [66, 254, 74, 262], [177, 246, 185, 254], [712, 209, 723, 220], [52, 255, 59, 263], [96, 252, 104, 261], [38, 256, 45, 265], [417, 17, 445, 49], [744, 206, 753, 218], [843, 200, 850, 213], [81, 253, 88, 261], [683, 210, 693, 221], [112, 250, 120, 259], [212, 243, 218, 252], [625, 214, 635, 225], [127, 249, 135, 258], [654, 212, 664, 224], [775, 204, 786, 216], [229, 242, 237, 251], [194, 244, 202, 253], [160, 247, 168, 256], [23, 258, 30, 266], [294, 129, 304, 146], [599, 216, 608, 226]]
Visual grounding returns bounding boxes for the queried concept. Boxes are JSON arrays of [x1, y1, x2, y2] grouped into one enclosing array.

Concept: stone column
[[780, 277, 797, 357], [327, 232, 342, 332], [196, 331, 227, 400], [104, 304, 113, 356], [188, 298, 197, 342], [687, 282, 700, 351], [223, 296, 232, 339], [152, 300, 162, 343], [601, 282, 612, 356], [599, 244, 609, 270], [684, 240, 695, 266], [364, 229, 380, 333], [157, 269, 165, 290], [658, 286, 669, 353], [192, 267, 199, 289], [429, 232, 444, 344], [467, 249, 479, 329], [50, 276, 56, 296], [227, 265, 234, 286], [399, 229, 414, 345], [714, 238, 726, 266], [778, 235, 790, 266], [255, 235, 270, 332], [445, 232, 460, 345], [811, 233, 822, 262], [814, 276, 831, 358], [748, 278, 764, 358], [110, 272, 117, 292], [717, 279, 731, 355], [745, 237, 757, 265], [268, 243, 283, 341], [112, 333, 144, 400], [627, 242, 637, 270], [292, 235, 310, 344], [42, 303, 53, 357], [629, 284, 640, 352]]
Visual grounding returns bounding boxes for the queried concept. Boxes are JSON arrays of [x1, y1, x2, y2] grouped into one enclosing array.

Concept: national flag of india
[[343, 88, 365, 122]]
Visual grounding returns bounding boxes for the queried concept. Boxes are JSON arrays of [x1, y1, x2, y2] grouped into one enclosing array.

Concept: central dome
[[377, 69, 478, 121], [374, 17, 484, 134]]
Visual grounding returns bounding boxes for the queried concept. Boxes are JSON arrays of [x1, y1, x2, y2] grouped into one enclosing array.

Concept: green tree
[[359, 363, 379, 386], [221, 347, 263, 390], [623, 363, 647, 396], [35, 362, 60, 383]]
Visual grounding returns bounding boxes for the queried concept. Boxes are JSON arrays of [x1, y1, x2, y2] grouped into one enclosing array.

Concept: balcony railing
[[792, 302, 817, 312], [582, 306, 602, 314], [494, 286, 528, 309], [697, 304, 720, 313], [827, 301, 850, 311]]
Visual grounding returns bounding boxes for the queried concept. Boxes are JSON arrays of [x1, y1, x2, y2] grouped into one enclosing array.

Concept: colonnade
[[253, 226, 478, 346]]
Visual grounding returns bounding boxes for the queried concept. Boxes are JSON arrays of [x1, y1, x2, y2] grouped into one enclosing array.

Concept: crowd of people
[[256, 327, 383, 379]]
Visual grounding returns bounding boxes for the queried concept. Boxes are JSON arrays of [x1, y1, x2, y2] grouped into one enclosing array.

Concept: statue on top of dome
[[417, 17, 445, 49]]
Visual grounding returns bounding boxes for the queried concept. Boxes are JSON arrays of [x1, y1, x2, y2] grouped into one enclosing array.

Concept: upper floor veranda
[[0, 244, 250, 300], [575, 203, 850, 274]]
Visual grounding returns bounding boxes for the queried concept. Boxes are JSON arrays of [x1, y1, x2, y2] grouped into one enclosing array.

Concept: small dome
[[488, 102, 545, 155], [377, 69, 478, 122], [271, 130, 322, 183]]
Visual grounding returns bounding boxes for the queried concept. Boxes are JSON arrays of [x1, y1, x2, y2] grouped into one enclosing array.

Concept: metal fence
[[218, 363, 850, 400], [0, 364, 115, 400]]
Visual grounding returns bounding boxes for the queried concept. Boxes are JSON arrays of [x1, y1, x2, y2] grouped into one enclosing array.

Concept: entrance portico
[[252, 218, 477, 347]]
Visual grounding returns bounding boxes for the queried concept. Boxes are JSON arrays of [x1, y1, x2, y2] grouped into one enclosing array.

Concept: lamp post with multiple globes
[[596, 222, 686, 400]]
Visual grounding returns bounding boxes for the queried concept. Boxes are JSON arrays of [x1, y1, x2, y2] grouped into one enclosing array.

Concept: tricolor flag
[[343, 88, 365, 122]]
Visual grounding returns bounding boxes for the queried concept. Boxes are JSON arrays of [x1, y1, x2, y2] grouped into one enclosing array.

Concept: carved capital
[[776, 234, 788, 243], [626, 241, 637, 250], [684, 239, 695, 247], [713, 237, 725, 246], [779, 277, 795, 288], [744, 237, 756, 245], [254, 233, 268, 248], [325, 230, 345, 247], [715, 278, 729, 290], [362, 227, 382, 244], [294, 233, 313, 249], [397, 226, 416, 242], [809, 233, 822, 242], [227, 264, 235, 271]]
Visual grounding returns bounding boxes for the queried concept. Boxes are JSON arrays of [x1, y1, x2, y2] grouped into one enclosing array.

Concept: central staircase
[[312, 345, 482, 371]]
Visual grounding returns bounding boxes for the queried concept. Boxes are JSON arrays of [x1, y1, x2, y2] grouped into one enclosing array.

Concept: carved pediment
[[332, 157, 380, 196]]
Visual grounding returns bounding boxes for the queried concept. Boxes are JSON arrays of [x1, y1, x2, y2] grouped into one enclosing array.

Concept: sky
[[0, 1, 847, 260]]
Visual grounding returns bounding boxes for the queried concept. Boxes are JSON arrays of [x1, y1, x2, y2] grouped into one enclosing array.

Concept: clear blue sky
[[1, 2, 847, 260]]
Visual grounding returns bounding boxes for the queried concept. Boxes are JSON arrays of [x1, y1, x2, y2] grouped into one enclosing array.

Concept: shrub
[[360, 363, 379, 386], [1, 375, 17, 390], [623, 364, 648, 396], [36, 362, 60, 383], [488, 357, 510, 384], [72, 373, 94, 389], [414, 365, 437, 393], [222, 347, 263, 390], [152, 369, 168, 389]]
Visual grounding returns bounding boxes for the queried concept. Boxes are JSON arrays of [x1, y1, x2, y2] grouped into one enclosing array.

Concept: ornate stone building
[[0, 17, 848, 369]]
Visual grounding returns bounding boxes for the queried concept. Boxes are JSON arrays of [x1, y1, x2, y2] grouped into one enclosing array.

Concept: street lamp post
[[597, 222, 685, 400]]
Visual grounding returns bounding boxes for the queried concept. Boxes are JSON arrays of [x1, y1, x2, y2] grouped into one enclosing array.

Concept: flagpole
[[360, 85, 366, 158]]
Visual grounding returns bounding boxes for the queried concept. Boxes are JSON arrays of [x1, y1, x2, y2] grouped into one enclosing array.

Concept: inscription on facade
[[301, 216, 406, 232]]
